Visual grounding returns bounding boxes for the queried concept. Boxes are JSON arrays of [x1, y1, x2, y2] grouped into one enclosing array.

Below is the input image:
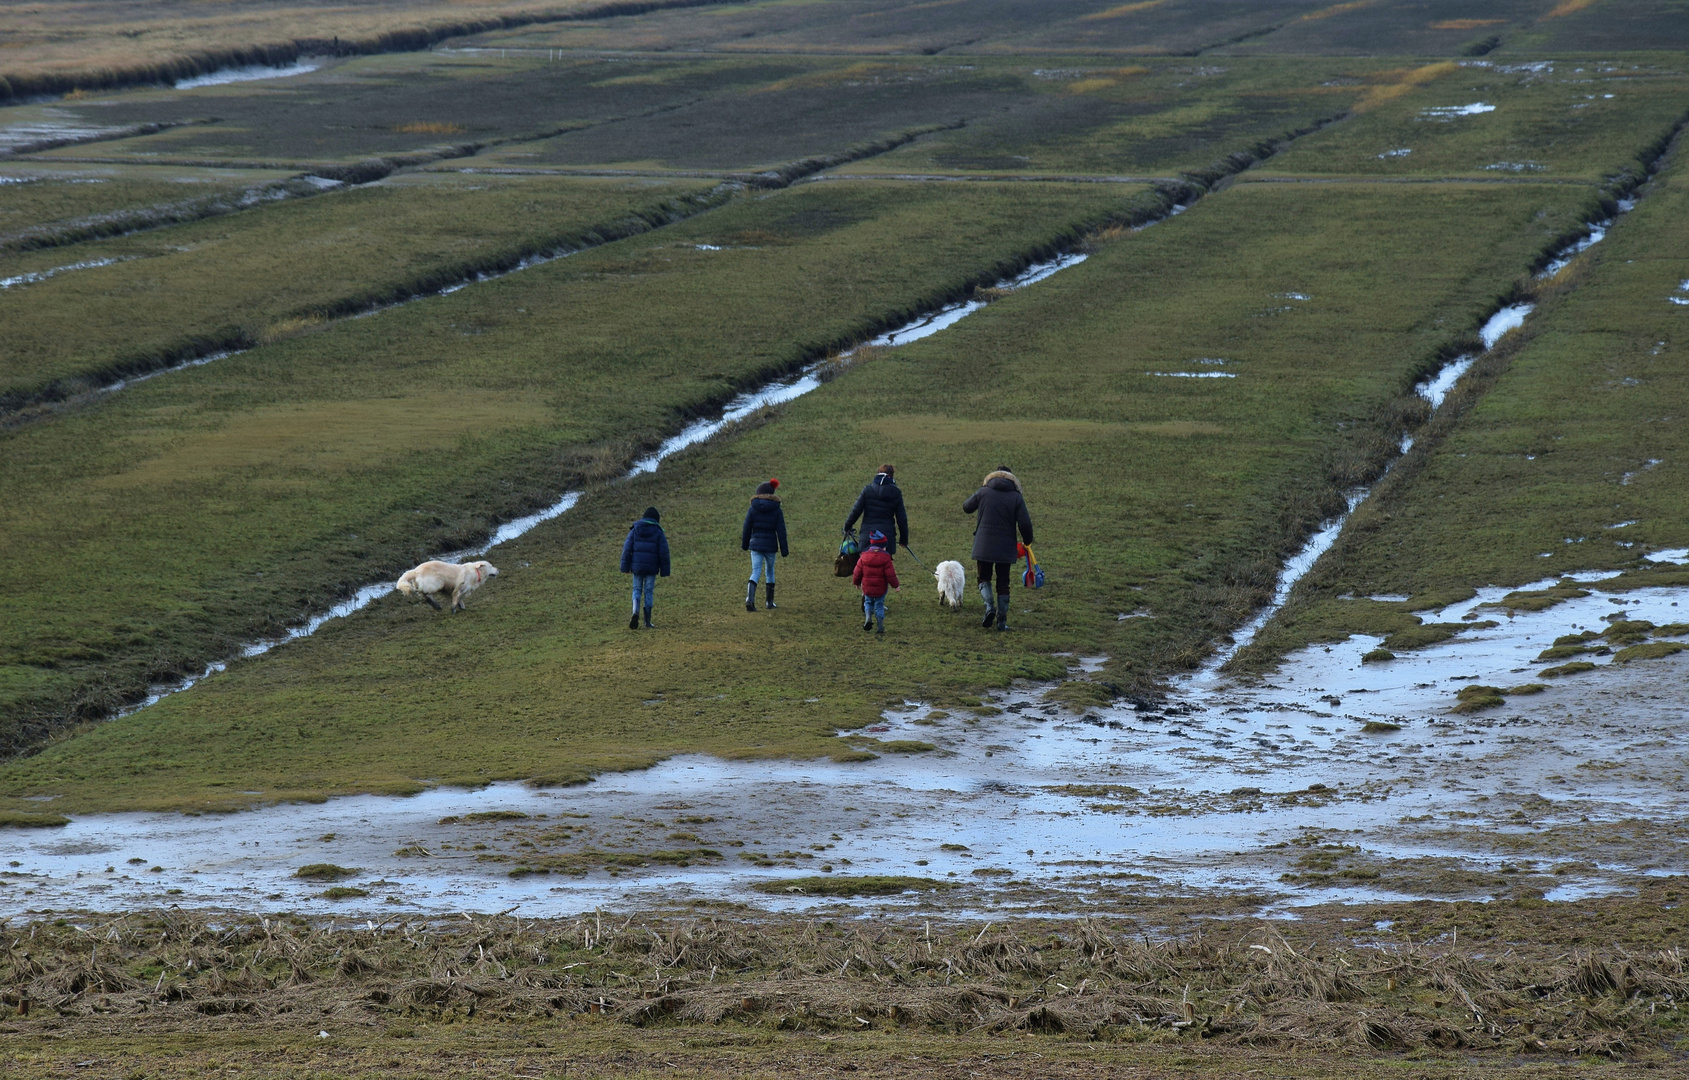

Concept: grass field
[[1244, 121, 1689, 667], [0, 178, 1152, 761], [0, 173, 720, 406], [0, 172, 1601, 813]]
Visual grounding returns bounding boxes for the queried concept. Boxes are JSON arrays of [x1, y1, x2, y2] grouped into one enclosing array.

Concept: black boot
[[978, 582, 996, 628], [875, 616, 885, 636], [745, 580, 757, 612], [643, 607, 654, 628], [996, 591, 1010, 631], [629, 610, 640, 630], [765, 582, 777, 609], [863, 599, 874, 632]]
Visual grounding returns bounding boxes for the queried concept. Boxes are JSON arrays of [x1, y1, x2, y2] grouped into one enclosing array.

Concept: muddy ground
[[7, 578, 1689, 918]]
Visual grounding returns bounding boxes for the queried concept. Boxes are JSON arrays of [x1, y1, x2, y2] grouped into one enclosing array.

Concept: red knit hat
[[755, 478, 780, 495]]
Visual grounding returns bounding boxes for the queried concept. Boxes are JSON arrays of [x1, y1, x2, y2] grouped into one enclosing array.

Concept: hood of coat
[[751, 494, 781, 505], [631, 518, 664, 536], [983, 469, 1021, 492], [872, 473, 897, 488]]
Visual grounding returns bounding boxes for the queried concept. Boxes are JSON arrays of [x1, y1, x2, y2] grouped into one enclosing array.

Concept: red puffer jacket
[[852, 548, 900, 598]]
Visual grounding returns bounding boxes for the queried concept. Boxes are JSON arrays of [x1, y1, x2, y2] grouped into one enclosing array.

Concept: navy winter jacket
[[844, 473, 908, 554], [741, 495, 788, 556], [620, 518, 670, 577]]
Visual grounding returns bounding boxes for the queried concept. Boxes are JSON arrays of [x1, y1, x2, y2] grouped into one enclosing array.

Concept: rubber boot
[[978, 582, 996, 628], [745, 580, 758, 612], [862, 598, 874, 632], [629, 609, 640, 630], [996, 591, 1010, 631], [643, 607, 654, 629], [765, 582, 777, 609]]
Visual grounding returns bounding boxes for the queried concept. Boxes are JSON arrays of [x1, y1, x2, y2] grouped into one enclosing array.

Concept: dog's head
[[468, 561, 498, 583]]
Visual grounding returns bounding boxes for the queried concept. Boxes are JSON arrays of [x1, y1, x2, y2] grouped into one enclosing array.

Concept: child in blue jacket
[[620, 506, 670, 629]]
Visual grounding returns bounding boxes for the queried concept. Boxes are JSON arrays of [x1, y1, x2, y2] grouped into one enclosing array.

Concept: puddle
[[1419, 103, 1496, 120], [175, 57, 329, 89], [14, 610, 1687, 916], [1148, 371, 1235, 379], [1645, 548, 1689, 564], [0, 112, 124, 153], [1377, 148, 1412, 159]]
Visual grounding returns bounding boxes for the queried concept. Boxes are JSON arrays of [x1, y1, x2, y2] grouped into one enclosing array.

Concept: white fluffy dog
[[396, 560, 498, 613], [934, 560, 966, 611]]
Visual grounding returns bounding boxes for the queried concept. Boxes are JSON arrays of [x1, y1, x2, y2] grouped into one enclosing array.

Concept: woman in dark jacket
[[741, 478, 788, 611], [844, 465, 908, 556], [619, 506, 670, 630], [962, 466, 1033, 630]]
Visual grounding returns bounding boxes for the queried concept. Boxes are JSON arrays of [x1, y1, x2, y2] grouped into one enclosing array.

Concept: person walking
[[619, 506, 670, 629], [852, 531, 901, 635], [962, 466, 1033, 630], [741, 478, 788, 611], [844, 464, 908, 556]]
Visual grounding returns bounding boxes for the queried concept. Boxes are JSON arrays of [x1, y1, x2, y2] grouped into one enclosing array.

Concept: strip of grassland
[[0, 0, 731, 99], [0, 165, 305, 250], [1241, 132, 1689, 666], [17, 52, 845, 172], [0, 173, 722, 408], [0, 179, 1151, 759], [1255, 54, 1689, 184], [0, 177, 1602, 813], [493, 55, 1375, 179]]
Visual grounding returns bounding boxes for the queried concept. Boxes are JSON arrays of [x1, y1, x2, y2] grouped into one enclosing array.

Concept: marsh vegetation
[[4, 0, 1689, 1072]]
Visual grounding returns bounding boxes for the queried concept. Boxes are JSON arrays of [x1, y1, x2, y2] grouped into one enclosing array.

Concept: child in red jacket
[[852, 531, 901, 635]]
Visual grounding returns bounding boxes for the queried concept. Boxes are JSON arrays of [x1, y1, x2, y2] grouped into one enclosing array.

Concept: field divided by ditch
[[6, 1, 1689, 1075]]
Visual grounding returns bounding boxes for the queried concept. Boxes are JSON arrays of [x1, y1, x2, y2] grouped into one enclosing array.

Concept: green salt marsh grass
[[1243, 130, 1689, 665], [1256, 56, 1689, 183], [0, 172, 720, 404], [0, 177, 1601, 813], [0, 178, 1151, 759]]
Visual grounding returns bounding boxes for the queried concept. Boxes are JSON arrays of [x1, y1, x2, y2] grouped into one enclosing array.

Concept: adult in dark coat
[[962, 466, 1033, 630], [844, 465, 909, 556], [741, 478, 788, 611], [619, 506, 670, 629]]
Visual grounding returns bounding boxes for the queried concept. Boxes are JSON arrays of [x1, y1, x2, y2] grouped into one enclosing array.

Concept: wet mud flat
[[7, 579, 1689, 918]]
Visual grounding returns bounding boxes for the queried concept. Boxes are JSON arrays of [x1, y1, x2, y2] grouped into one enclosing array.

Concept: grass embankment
[[0, 177, 1602, 813], [0, 166, 304, 252], [0, 173, 721, 408], [1243, 127, 1689, 668], [0, 0, 725, 99], [0, 179, 1153, 760], [3, 897, 1688, 1073]]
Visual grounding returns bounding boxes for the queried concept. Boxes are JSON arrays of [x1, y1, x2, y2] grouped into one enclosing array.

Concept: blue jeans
[[862, 594, 886, 620], [630, 574, 656, 612], [750, 550, 777, 584]]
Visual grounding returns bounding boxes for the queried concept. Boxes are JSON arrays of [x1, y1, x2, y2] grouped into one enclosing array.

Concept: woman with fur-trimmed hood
[[962, 466, 1034, 630]]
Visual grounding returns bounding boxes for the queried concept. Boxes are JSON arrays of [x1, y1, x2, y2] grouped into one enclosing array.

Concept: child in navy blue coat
[[620, 506, 670, 629]]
